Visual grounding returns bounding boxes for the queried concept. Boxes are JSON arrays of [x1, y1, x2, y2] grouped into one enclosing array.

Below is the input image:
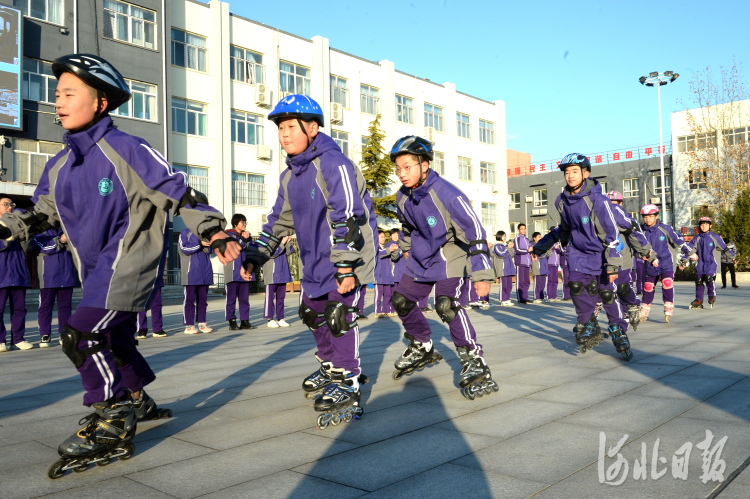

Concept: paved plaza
[[1, 283, 750, 498]]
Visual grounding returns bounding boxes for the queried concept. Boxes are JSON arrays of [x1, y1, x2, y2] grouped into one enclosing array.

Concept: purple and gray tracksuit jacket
[[1, 117, 226, 312], [396, 170, 494, 283], [391, 242, 406, 282], [246, 132, 377, 297], [375, 243, 397, 285], [492, 243, 515, 277], [262, 240, 295, 284], [179, 229, 214, 286], [0, 209, 30, 289], [641, 220, 690, 277], [513, 234, 531, 268], [30, 227, 77, 288], [684, 230, 732, 276]]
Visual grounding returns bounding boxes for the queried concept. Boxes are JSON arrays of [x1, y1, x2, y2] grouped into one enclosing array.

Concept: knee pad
[[391, 292, 416, 317], [299, 304, 324, 331], [324, 301, 358, 338], [585, 279, 599, 296], [662, 277, 673, 289], [644, 282, 655, 293], [706, 275, 715, 283], [435, 295, 461, 324], [60, 324, 106, 369], [568, 281, 584, 296], [599, 289, 615, 305], [616, 283, 630, 300], [695, 278, 703, 287], [108, 344, 135, 368]]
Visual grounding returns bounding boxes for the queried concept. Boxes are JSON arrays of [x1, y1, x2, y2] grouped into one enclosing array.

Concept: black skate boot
[[573, 322, 585, 344], [627, 304, 641, 331], [609, 324, 634, 361], [133, 389, 173, 421], [47, 394, 137, 479], [578, 316, 606, 354], [136, 329, 148, 340], [302, 359, 334, 400], [314, 369, 366, 430], [689, 299, 704, 310], [392, 333, 443, 380], [240, 320, 255, 330], [456, 346, 499, 400], [228, 319, 239, 330], [708, 296, 716, 309]]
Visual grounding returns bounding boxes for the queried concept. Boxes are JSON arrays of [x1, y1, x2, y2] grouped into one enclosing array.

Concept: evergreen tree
[[359, 115, 397, 219], [717, 188, 750, 270]]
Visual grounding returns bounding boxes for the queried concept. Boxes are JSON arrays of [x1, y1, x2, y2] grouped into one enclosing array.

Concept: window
[[533, 189, 547, 207], [481, 202, 497, 226], [232, 172, 266, 206], [509, 192, 521, 210], [115, 80, 157, 121], [434, 151, 445, 176], [623, 178, 640, 198], [331, 130, 349, 157], [330, 75, 348, 107], [231, 111, 264, 145], [458, 156, 472, 181], [173, 164, 209, 196], [457, 112, 471, 139], [230, 46, 264, 84], [479, 119, 495, 144], [689, 168, 707, 190], [280, 61, 310, 96], [103, 0, 156, 49], [653, 174, 671, 195], [629, 212, 638, 219], [424, 103, 444, 132], [480, 161, 496, 185], [12, 140, 63, 184], [396, 95, 414, 124], [171, 28, 207, 72], [723, 127, 748, 146], [534, 219, 548, 234], [594, 179, 607, 193], [14, 0, 63, 24], [509, 222, 522, 237], [22, 58, 56, 104], [696, 131, 716, 150], [172, 97, 207, 137], [360, 84, 380, 115], [690, 206, 707, 226], [677, 135, 694, 153]]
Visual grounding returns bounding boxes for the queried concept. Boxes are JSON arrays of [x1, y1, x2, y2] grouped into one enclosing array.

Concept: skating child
[[31, 227, 77, 346], [263, 234, 295, 327], [513, 223, 531, 303], [639, 204, 691, 323], [375, 229, 396, 318], [387, 228, 406, 315], [225, 214, 256, 330], [179, 229, 215, 334], [0, 199, 32, 352], [242, 95, 377, 428], [492, 231, 515, 306], [530, 231, 549, 303], [0, 54, 240, 475], [546, 239, 563, 302], [684, 217, 732, 310], [532, 153, 637, 361], [388, 135, 498, 400]]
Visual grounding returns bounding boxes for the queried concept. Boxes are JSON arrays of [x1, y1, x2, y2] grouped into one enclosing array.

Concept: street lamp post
[[639, 71, 679, 225]]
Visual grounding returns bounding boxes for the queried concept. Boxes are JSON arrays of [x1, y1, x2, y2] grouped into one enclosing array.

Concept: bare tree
[[679, 60, 750, 212]]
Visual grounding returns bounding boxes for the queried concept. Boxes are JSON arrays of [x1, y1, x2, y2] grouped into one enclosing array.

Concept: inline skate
[[302, 359, 334, 399], [609, 324, 634, 361], [626, 304, 641, 331], [689, 299, 703, 310], [639, 303, 651, 322], [315, 370, 365, 430], [708, 296, 716, 309], [392, 333, 443, 380], [132, 390, 173, 421], [456, 346, 498, 400], [578, 316, 606, 354], [664, 301, 674, 323]]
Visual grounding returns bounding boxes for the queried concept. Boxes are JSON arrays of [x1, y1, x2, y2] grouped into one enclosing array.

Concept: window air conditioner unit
[[257, 145, 272, 160], [282, 91, 293, 99], [491, 187, 498, 194], [525, 195, 533, 203], [259, 213, 268, 228], [650, 197, 661, 204], [424, 127, 435, 143], [255, 84, 271, 107], [331, 102, 342, 124], [532, 209, 540, 215], [539, 208, 547, 214]]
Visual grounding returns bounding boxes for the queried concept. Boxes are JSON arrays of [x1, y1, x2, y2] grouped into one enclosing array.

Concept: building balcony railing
[[232, 181, 267, 206], [187, 175, 210, 200]]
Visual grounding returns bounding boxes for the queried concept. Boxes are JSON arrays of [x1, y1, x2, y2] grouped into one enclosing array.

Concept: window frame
[[229, 46, 265, 85], [481, 202, 497, 226], [330, 75, 348, 107], [171, 97, 208, 137], [456, 112, 471, 139], [11, 139, 64, 184], [14, 0, 64, 25], [534, 219, 548, 234], [652, 174, 671, 195], [509, 221, 523, 238], [479, 119, 495, 144], [360, 84, 380, 116], [331, 130, 349, 157], [396, 94, 415, 125], [103, 0, 158, 50], [170, 28, 208, 73], [480, 161, 496, 185], [231, 172, 267, 207], [533, 188, 547, 208], [509, 192, 521, 210], [458, 156, 472, 182], [433, 151, 445, 176], [22, 57, 56, 105], [115, 79, 158, 122], [623, 178, 640, 198], [688, 167, 707, 190], [230, 110, 265, 146], [424, 103, 444, 132], [280, 61, 311, 96]]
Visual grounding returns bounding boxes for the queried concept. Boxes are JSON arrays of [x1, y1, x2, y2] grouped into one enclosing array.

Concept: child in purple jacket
[[262, 234, 295, 327], [0, 199, 32, 352], [685, 217, 732, 310], [492, 231, 515, 306]]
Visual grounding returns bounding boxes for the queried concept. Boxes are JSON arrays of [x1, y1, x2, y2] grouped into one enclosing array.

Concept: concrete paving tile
[[200, 470, 367, 499], [526, 378, 645, 406], [628, 372, 745, 401], [292, 427, 499, 491], [420, 379, 548, 410], [594, 362, 687, 383], [503, 364, 605, 387], [37, 476, 177, 499], [0, 440, 61, 471], [679, 386, 750, 425]]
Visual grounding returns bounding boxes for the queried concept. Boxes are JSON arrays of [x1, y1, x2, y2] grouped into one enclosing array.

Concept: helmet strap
[[416, 156, 429, 187], [297, 118, 312, 148]]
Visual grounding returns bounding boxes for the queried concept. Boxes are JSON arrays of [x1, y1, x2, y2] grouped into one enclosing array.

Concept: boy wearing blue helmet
[[242, 95, 377, 429]]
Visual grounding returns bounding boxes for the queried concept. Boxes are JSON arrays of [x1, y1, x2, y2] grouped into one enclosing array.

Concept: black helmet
[[390, 135, 434, 162], [558, 153, 591, 172], [52, 54, 131, 112]]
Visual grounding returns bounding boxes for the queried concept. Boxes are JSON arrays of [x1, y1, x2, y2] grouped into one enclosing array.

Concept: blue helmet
[[558, 153, 591, 172], [268, 94, 324, 127], [389, 135, 434, 162]]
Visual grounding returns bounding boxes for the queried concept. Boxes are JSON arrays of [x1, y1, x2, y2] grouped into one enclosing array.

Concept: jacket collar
[[64, 116, 115, 158], [407, 169, 438, 202]]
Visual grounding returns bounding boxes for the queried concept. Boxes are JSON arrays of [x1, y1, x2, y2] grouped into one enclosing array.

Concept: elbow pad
[[469, 239, 490, 258], [175, 187, 209, 216], [331, 217, 363, 249]]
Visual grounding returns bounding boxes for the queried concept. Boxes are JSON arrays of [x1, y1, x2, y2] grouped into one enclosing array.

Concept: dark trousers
[[183, 285, 208, 325], [516, 266, 530, 302], [226, 281, 250, 321], [138, 287, 164, 332], [264, 283, 286, 320], [0, 286, 27, 344], [721, 262, 737, 287], [39, 287, 74, 338]]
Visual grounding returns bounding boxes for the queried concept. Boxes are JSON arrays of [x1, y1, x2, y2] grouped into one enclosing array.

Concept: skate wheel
[[473, 385, 484, 398], [622, 351, 634, 362], [120, 444, 135, 461], [580, 345, 588, 354], [96, 456, 112, 467], [461, 388, 475, 401], [392, 370, 404, 381], [73, 462, 89, 473], [47, 459, 66, 480], [316, 414, 328, 430], [344, 411, 354, 423], [330, 415, 341, 426], [490, 382, 500, 392]]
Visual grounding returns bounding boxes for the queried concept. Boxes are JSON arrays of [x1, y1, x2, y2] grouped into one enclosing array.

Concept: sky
[[221, 0, 748, 163]]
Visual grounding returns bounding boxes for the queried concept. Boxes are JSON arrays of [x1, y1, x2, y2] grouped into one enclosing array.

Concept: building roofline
[[394, 69, 444, 88], [330, 47, 380, 68], [227, 12, 312, 44], [456, 90, 496, 106]]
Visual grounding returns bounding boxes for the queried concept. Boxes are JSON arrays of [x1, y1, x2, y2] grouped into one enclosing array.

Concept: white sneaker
[[277, 320, 290, 327], [198, 323, 213, 333], [184, 325, 200, 335], [0, 343, 7, 353], [503, 300, 515, 307], [10, 340, 34, 350], [267, 320, 279, 328], [40, 335, 51, 348], [543, 298, 550, 303], [532, 299, 543, 304]]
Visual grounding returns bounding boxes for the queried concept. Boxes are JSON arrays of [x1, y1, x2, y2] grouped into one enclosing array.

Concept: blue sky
[[222, 0, 748, 163]]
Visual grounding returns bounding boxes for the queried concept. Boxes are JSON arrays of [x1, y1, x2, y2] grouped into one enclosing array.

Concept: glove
[[210, 237, 233, 256]]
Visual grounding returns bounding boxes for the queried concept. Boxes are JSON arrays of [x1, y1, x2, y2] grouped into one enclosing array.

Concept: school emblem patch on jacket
[[582, 216, 589, 224], [98, 178, 113, 196], [426, 216, 437, 227]]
